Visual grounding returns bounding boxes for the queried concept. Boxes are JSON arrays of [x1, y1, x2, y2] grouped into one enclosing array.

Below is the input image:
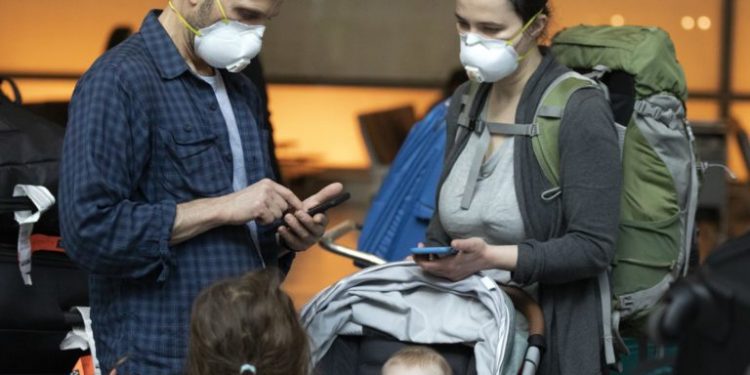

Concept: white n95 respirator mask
[[458, 10, 542, 83], [170, 0, 265, 73], [194, 21, 265, 73], [460, 33, 520, 83]]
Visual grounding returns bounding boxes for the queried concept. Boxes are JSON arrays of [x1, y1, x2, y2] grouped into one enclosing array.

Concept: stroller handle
[[501, 286, 544, 336], [318, 220, 387, 266]]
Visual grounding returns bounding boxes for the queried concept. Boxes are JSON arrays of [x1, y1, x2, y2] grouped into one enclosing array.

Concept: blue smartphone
[[409, 246, 458, 258]]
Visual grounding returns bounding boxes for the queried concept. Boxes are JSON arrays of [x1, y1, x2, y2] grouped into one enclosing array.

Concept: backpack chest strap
[[459, 121, 538, 210], [476, 121, 540, 137]]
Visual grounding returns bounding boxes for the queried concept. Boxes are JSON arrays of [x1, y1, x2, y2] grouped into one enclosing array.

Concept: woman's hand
[[415, 238, 518, 281]]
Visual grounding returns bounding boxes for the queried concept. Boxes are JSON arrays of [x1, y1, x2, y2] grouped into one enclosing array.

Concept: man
[[59, 1, 340, 373]]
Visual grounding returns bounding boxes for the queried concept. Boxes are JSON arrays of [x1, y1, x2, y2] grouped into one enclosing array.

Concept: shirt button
[[184, 125, 193, 132], [209, 103, 218, 111]]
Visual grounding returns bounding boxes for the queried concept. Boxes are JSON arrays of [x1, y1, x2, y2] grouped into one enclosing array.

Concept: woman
[[415, 0, 622, 374]]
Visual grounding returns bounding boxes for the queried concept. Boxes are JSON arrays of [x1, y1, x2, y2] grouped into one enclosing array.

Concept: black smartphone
[[269, 192, 350, 230], [306, 192, 351, 216]]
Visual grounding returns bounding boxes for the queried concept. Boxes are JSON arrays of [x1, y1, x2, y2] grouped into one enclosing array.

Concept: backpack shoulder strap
[[456, 80, 481, 130], [532, 72, 599, 191], [447, 80, 490, 157]]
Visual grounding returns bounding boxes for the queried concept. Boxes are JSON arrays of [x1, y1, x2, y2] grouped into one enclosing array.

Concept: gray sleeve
[[425, 83, 470, 247], [512, 89, 622, 285]]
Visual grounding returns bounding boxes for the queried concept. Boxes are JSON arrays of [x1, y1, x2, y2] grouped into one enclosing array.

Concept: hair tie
[[240, 363, 257, 374]]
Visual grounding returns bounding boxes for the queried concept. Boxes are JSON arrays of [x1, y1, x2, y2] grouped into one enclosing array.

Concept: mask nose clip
[[463, 33, 482, 45]]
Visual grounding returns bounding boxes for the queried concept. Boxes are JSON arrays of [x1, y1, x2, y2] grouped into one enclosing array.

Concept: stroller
[[301, 262, 545, 375], [306, 103, 545, 374]]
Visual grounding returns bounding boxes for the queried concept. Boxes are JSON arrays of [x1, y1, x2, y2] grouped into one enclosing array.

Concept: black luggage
[[650, 231, 750, 375], [0, 243, 89, 374], [0, 76, 64, 243], [1, 77, 89, 374]]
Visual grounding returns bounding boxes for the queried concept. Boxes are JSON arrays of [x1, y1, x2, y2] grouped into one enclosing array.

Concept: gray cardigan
[[426, 52, 622, 375]]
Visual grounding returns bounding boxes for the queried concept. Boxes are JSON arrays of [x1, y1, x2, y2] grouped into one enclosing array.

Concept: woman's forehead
[[456, 0, 521, 24]]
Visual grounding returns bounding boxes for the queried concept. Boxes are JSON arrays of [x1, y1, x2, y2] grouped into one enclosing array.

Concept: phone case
[[409, 247, 457, 255]]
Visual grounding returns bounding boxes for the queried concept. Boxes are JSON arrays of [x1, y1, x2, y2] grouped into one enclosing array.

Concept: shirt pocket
[[160, 124, 231, 199]]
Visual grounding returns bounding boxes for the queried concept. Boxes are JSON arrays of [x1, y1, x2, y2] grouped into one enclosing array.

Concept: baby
[[382, 346, 453, 375]]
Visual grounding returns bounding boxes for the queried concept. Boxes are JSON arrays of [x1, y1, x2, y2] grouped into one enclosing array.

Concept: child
[[186, 269, 310, 375], [382, 346, 453, 375]]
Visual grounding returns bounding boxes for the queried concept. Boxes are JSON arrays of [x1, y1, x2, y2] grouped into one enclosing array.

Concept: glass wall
[[733, 0, 749, 92], [1, 0, 747, 170], [731, 104, 750, 181], [550, 0, 722, 93]]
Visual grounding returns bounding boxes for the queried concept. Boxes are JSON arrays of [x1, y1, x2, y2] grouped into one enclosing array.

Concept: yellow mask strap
[[214, 0, 230, 24], [509, 8, 544, 61], [169, 0, 202, 36], [168, 0, 230, 36], [506, 8, 544, 46]]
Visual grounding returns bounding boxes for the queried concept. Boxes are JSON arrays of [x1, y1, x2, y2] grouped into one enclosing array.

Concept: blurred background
[[1, 0, 748, 308]]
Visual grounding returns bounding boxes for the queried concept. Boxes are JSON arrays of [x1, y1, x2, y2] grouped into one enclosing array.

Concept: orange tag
[[30, 234, 64, 253], [71, 355, 95, 375]]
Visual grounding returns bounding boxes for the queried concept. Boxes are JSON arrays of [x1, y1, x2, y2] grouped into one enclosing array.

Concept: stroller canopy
[[301, 262, 526, 375]]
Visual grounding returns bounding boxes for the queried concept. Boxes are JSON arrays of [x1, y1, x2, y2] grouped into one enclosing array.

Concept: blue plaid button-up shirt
[[59, 11, 286, 374]]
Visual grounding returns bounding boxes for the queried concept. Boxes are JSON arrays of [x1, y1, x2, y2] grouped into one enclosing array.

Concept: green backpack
[[456, 25, 700, 365]]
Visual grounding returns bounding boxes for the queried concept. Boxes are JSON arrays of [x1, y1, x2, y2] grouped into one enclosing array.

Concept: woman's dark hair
[[508, 0, 549, 23], [186, 269, 310, 375]]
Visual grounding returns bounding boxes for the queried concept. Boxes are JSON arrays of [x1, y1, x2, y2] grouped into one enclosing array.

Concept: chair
[[358, 105, 416, 193]]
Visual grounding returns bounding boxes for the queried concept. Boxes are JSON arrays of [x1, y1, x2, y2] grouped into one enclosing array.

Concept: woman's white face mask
[[170, 0, 265, 73], [459, 10, 541, 83]]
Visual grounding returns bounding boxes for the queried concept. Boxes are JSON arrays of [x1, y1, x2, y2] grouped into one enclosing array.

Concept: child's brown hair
[[186, 269, 310, 375]]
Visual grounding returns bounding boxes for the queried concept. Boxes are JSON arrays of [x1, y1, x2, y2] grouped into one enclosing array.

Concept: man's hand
[[171, 179, 303, 245], [222, 178, 303, 225], [277, 182, 343, 252]]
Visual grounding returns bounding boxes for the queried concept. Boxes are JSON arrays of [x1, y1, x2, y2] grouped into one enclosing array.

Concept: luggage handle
[[318, 220, 386, 267], [0, 196, 36, 213], [0, 76, 22, 104]]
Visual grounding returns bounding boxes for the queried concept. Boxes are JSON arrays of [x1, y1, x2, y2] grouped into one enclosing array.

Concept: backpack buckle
[[474, 119, 486, 134]]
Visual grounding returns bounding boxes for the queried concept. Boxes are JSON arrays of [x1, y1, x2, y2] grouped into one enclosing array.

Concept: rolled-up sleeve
[[60, 64, 176, 281], [512, 89, 622, 285]]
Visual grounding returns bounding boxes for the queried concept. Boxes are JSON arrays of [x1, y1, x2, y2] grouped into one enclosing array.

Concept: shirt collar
[[140, 10, 191, 80]]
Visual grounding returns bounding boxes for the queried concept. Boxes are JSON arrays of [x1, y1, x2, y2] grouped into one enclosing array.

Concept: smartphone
[[306, 192, 351, 216], [409, 246, 458, 258], [269, 192, 350, 230]]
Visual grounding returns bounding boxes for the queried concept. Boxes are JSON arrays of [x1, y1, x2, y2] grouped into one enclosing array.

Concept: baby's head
[[382, 346, 453, 375]]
